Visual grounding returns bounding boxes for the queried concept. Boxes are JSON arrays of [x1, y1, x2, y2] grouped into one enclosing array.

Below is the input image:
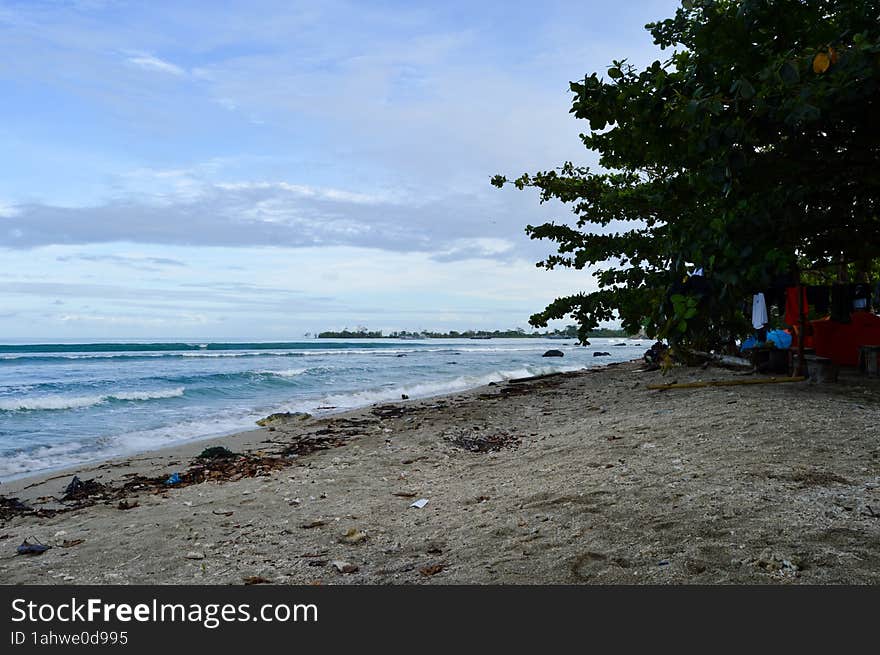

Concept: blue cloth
[[741, 330, 791, 351], [741, 335, 758, 351], [766, 330, 792, 349]]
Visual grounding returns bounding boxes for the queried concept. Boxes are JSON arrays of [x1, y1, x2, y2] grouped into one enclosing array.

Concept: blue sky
[[0, 0, 679, 340]]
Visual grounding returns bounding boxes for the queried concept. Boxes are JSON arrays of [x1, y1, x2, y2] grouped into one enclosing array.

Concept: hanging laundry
[[784, 286, 808, 326], [752, 293, 768, 330]]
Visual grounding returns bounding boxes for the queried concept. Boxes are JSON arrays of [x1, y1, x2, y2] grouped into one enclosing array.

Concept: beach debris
[[753, 549, 802, 576], [392, 491, 418, 498], [197, 446, 237, 460], [1, 496, 36, 521], [508, 372, 565, 384], [647, 376, 805, 391], [165, 472, 182, 486], [446, 429, 520, 453], [62, 476, 106, 501], [542, 349, 564, 357], [16, 537, 50, 556], [60, 539, 84, 548], [117, 499, 139, 510], [410, 498, 429, 509], [419, 563, 445, 577], [243, 576, 272, 585], [257, 411, 311, 427], [339, 528, 369, 544], [281, 433, 348, 458], [331, 560, 359, 574], [642, 341, 669, 369], [371, 404, 411, 419], [300, 520, 327, 529], [212, 510, 234, 516], [184, 551, 205, 560]]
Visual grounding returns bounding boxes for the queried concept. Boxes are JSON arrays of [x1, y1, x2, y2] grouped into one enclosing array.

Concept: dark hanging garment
[[769, 274, 796, 315], [806, 286, 830, 315], [830, 284, 852, 323]]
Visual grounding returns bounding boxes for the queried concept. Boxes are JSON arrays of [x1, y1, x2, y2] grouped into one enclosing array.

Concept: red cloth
[[812, 312, 880, 366], [785, 286, 808, 326]]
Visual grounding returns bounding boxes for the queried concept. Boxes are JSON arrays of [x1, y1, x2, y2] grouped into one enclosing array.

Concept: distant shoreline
[[316, 330, 638, 339]]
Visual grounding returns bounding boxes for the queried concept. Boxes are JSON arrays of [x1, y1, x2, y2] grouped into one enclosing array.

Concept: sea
[[0, 338, 649, 481]]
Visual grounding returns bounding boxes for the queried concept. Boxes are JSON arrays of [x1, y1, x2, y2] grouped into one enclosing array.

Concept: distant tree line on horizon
[[316, 325, 634, 339]]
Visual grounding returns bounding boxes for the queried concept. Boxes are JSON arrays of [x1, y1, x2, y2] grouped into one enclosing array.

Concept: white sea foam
[[0, 387, 184, 411], [0, 409, 259, 480], [280, 364, 587, 414], [0, 440, 90, 478], [256, 368, 309, 378], [108, 388, 185, 401]]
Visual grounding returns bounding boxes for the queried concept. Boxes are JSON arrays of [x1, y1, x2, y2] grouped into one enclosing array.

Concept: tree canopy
[[493, 0, 880, 350]]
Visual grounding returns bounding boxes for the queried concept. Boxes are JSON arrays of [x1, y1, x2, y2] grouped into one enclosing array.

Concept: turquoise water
[[0, 338, 647, 480]]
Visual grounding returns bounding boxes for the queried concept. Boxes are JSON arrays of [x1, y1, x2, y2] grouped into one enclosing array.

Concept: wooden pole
[[797, 270, 806, 377]]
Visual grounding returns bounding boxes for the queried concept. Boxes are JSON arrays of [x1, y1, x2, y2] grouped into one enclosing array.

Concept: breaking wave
[[0, 387, 185, 412]]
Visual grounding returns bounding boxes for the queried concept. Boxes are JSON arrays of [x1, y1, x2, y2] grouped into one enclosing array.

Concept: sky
[[0, 0, 680, 341]]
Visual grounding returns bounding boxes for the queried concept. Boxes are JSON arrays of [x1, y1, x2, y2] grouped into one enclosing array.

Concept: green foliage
[[494, 0, 880, 349]]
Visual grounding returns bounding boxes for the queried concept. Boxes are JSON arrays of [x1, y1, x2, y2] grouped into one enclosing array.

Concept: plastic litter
[[410, 498, 429, 509], [17, 537, 50, 556], [165, 472, 181, 486]]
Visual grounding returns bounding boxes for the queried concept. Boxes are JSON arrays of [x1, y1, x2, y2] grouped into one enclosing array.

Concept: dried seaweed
[[446, 430, 520, 453]]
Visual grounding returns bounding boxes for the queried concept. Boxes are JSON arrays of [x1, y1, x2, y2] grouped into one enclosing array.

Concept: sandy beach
[[1, 360, 879, 585]]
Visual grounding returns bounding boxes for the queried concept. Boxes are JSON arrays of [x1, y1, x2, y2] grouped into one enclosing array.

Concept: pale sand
[[1, 361, 879, 584]]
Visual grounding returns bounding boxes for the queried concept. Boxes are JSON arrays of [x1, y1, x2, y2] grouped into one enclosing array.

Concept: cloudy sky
[[0, 0, 678, 341]]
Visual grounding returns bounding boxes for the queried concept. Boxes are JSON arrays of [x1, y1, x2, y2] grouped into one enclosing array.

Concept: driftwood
[[507, 372, 566, 384], [647, 376, 805, 390]]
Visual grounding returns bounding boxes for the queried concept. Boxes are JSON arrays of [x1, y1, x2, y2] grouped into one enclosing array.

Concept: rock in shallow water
[[542, 350, 564, 358]]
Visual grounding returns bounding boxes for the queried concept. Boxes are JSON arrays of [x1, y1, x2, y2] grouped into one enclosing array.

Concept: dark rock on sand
[[542, 350, 564, 358], [256, 411, 311, 427]]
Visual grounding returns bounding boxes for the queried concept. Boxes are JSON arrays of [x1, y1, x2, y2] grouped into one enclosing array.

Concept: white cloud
[[0, 202, 21, 218], [124, 52, 186, 76], [0, 175, 563, 261]]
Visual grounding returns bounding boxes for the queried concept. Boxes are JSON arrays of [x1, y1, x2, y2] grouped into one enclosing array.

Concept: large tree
[[493, 0, 880, 350]]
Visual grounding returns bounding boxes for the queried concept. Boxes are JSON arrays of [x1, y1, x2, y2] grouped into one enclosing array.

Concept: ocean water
[[0, 338, 648, 480]]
